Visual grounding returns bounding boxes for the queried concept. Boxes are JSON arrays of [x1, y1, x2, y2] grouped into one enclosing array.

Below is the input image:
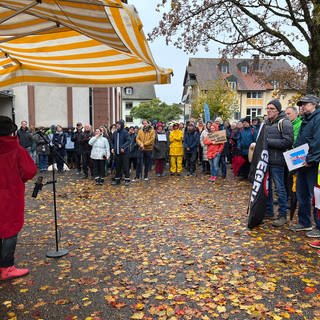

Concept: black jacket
[[111, 122, 130, 155], [17, 128, 33, 148], [295, 107, 320, 165], [265, 111, 294, 166]]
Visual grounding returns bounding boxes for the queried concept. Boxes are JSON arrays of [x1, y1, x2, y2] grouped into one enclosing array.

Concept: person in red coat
[[204, 123, 225, 182], [0, 116, 37, 280]]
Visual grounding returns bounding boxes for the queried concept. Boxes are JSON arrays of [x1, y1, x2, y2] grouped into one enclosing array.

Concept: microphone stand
[[36, 131, 68, 258]]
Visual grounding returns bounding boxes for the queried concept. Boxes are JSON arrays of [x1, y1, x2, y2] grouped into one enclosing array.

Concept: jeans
[[136, 150, 152, 178], [209, 154, 221, 177], [296, 166, 319, 228], [0, 234, 18, 267], [38, 154, 48, 171], [266, 165, 287, 218]]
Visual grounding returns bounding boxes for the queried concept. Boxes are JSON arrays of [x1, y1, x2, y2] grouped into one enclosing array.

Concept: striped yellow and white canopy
[[0, 0, 172, 89]]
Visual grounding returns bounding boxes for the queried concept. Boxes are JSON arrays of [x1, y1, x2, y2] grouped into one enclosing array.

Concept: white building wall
[[122, 100, 143, 127], [12, 86, 28, 125], [35, 87, 67, 127], [73, 87, 90, 125]]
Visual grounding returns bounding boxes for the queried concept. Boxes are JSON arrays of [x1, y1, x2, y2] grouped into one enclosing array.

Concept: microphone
[[32, 176, 43, 198]]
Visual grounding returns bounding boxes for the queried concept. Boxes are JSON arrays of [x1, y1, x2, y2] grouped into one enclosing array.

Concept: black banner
[[247, 124, 269, 228]]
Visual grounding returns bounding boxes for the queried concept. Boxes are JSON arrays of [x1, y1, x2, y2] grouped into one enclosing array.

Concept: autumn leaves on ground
[[1, 170, 319, 320]]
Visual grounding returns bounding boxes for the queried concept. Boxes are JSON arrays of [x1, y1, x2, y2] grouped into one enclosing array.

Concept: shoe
[[289, 224, 313, 231], [186, 172, 191, 176], [264, 214, 276, 220], [95, 177, 100, 185], [124, 180, 130, 186], [272, 216, 287, 227], [306, 228, 320, 238], [1, 266, 29, 280], [144, 177, 149, 181], [170, 172, 175, 176], [308, 240, 320, 248], [111, 179, 120, 185], [208, 176, 216, 182], [191, 172, 197, 177], [176, 173, 181, 176], [156, 173, 161, 177]]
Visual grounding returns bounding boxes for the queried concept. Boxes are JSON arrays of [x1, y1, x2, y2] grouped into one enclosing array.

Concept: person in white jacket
[[89, 128, 110, 185]]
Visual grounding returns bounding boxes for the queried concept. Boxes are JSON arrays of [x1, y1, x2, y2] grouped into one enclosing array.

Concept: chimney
[[252, 54, 260, 71]]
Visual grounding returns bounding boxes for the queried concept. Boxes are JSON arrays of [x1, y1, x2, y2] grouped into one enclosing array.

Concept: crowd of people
[[1, 94, 320, 280], [13, 117, 259, 184]]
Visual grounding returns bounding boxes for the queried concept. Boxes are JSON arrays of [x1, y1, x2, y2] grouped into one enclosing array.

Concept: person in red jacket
[[204, 123, 224, 182], [0, 116, 37, 280]]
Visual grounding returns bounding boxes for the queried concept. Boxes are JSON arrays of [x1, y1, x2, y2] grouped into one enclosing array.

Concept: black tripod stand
[[32, 131, 68, 258]]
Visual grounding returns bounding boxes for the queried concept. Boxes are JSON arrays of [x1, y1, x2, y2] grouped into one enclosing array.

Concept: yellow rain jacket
[[169, 129, 183, 156]]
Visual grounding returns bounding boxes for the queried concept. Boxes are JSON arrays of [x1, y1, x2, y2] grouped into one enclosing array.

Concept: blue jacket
[[295, 108, 320, 165], [238, 126, 255, 156], [183, 129, 200, 153], [111, 122, 130, 155]]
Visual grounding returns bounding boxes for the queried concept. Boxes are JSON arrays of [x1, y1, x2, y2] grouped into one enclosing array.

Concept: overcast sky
[[129, 0, 220, 105]]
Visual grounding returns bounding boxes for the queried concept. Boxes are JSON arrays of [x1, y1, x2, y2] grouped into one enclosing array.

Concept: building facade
[[0, 86, 122, 129], [122, 85, 156, 127], [182, 55, 299, 121]]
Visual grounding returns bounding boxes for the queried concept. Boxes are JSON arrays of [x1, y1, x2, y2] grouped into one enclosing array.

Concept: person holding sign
[[153, 122, 169, 177], [290, 94, 320, 237], [204, 123, 225, 182]]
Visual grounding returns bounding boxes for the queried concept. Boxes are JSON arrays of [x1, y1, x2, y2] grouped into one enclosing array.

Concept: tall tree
[[191, 78, 239, 120], [150, 1, 320, 95], [130, 98, 182, 123]]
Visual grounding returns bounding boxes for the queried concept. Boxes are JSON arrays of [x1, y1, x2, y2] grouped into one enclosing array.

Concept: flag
[[204, 102, 210, 123], [247, 124, 269, 228]]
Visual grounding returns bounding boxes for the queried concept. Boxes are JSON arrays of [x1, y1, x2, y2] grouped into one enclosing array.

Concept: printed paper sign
[[283, 143, 309, 171]]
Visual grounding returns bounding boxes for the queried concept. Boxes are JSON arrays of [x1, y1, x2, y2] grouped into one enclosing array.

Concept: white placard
[[157, 134, 167, 142], [315, 186, 320, 209], [283, 143, 309, 171]]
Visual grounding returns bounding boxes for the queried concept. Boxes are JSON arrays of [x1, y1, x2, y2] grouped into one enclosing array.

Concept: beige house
[[182, 55, 298, 120], [122, 85, 156, 127]]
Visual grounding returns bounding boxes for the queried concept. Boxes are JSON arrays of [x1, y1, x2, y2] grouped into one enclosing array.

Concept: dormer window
[[221, 64, 229, 74], [124, 87, 133, 95], [241, 65, 248, 74]]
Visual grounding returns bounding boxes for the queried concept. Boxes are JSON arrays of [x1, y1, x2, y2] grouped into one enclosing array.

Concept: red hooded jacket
[[0, 136, 37, 239], [203, 123, 224, 159]]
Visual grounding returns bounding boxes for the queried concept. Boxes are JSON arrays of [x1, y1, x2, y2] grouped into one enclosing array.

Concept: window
[[221, 64, 228, 73], [246, 108, 262, 119], [125, 102, 133, 110], [125, 115, 133, 123], [241, 65, 248, 74], [234, 111, 241, 120], [124, 87, 133, 95], [247, 92, 262, 99]]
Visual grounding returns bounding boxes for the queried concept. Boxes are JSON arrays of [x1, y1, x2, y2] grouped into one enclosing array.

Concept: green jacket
[[292, 116, 302, 143]]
